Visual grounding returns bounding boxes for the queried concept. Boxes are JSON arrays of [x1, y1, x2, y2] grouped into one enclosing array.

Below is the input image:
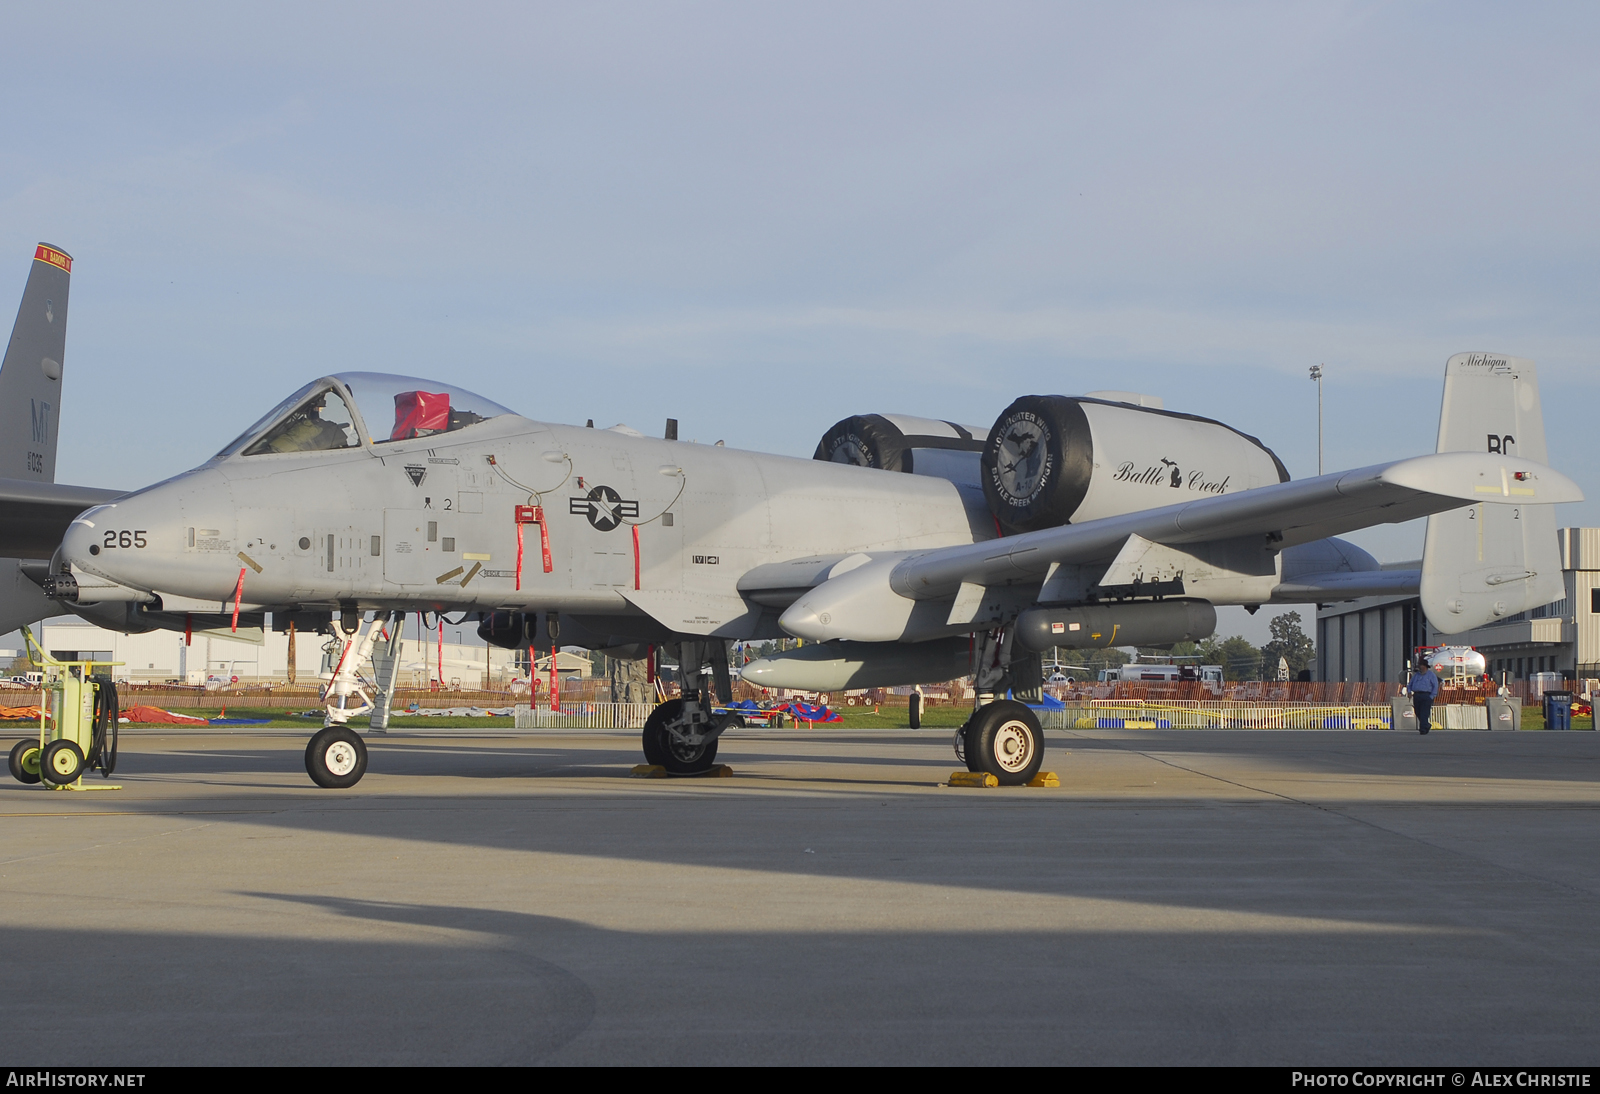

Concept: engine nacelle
[[814, 413, 989, 488], [1014, 598, 1217, 652], [983, 395, 1289, 533], [740, 638, 975, 691]]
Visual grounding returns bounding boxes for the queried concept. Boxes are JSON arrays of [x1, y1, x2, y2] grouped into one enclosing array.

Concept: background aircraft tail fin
[[0, 244, 72, 484], [1421, 353, 1563, 634]]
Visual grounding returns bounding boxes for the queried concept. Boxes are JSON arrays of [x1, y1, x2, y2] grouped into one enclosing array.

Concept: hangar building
[[1316, 527, 1600, 684]]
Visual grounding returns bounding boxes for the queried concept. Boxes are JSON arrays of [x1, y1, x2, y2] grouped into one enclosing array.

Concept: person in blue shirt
[[1407, 661, 1442, 735]]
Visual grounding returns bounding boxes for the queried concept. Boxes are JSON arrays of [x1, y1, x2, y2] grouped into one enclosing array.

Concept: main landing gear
[[641, 640, 736, 775], [951, 627, 1048, 786], [956, 700, 1045, 786]]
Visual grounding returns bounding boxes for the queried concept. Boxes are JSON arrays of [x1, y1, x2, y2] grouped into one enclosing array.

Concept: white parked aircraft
[[0, 246, 1578, 787]]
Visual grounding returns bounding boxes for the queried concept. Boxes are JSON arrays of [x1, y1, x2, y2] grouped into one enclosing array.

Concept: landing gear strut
[[641, 640, 734, 775]]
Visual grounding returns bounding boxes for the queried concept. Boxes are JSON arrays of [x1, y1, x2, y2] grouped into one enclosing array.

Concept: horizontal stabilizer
[[1272, 570, 1420, 602], [0, 558, 56, 633], [0, 477, 126, 559]]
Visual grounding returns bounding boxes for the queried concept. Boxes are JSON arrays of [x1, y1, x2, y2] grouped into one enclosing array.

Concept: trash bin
[[1543, 690, 1573, 731], [1486, 695, 1521, 731], [1390, 696, 1416, 732]]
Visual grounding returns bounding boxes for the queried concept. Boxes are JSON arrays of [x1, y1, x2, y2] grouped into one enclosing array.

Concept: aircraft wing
[[0, 477, 125, 559], [886, 452, 1580, 601]]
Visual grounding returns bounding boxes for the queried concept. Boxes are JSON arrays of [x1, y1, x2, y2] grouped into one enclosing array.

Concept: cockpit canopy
[[218, 373, 516, 458]]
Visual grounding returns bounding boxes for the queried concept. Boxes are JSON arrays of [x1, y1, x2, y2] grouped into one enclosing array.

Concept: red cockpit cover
[[392, 390, 451, 440]]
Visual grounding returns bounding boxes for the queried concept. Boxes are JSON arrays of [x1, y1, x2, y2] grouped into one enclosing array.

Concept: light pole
[[1308, 364, 1324, 476]]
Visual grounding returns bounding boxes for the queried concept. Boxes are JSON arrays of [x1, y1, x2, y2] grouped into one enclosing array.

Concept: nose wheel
[[306, 726, 368, 788]]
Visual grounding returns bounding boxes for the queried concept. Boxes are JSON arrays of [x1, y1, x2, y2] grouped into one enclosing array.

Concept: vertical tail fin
[[1421, 353, 1563, 633], [0, 244, 71, 483]]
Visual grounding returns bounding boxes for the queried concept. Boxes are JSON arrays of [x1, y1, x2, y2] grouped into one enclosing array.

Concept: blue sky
[[2, 2, 1596, 644]]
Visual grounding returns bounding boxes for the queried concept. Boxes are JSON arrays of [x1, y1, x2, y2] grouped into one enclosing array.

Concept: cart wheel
[[305, 727, 368, 789], [9, 738, 41, 785], [40, 740, 85, 786]]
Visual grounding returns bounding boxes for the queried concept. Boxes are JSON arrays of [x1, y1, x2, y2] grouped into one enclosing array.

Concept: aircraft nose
[[63, 499, 162, 592], [62, 468, 236, 600], [60, 510, 110, 576]]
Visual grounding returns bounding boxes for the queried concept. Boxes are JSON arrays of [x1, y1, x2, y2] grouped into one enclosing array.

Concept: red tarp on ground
[[122, 705, 208, 725]]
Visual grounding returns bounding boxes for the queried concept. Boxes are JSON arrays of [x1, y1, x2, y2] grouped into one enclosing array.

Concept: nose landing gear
[[306, 726, 368, 789], [302, 610, 403, 788]]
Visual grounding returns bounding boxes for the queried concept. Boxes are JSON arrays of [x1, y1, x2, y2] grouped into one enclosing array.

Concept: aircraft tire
[[306, 726, 368, 789], [956, 715, 995, 772], [641, 699, 679, 766], [966, 700, 1045, 786], [641, 701, 718, 775], [40, 740, 85, 786], [9, 738, 41, 785]]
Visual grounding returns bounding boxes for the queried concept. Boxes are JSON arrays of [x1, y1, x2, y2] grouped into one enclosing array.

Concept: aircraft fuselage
[[63, 414, 993, 633]]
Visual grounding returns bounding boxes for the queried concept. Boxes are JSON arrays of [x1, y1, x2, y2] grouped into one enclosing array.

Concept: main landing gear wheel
[[641, 699, 719, 775], [962, 700, 1045, 786], [40, 740, 85, 786], [306, 726, 368, 789], [9, 739, 41, 785]]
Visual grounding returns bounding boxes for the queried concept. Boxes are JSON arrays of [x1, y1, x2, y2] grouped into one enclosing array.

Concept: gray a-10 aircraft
[[1, 246, 1582, 789]]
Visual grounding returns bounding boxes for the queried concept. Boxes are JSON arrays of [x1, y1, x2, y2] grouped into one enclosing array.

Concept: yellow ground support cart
[[6, 625, 121, 790]]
